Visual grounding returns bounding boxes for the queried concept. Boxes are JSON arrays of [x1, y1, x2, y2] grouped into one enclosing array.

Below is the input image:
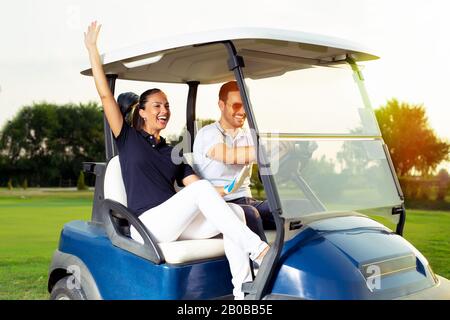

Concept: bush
[[7, 178, 13, 190], [399, 177, 433, 200], [404, 199, 450, 211], [398, 173, 450, 210], [436, 169, 450, 201], [77, 171, 87, 190], [250, 164, 264, 199]]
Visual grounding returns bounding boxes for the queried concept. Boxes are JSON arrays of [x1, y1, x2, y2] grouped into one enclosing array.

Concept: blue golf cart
[[48, 28, 450, 300]]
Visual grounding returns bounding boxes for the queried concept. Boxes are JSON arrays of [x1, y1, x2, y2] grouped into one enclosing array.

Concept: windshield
[[244, 63, 403, 223]]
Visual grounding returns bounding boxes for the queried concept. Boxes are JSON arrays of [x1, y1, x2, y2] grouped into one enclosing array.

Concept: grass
[[0, 188, 448, 299], [0, 188, 92, 299]]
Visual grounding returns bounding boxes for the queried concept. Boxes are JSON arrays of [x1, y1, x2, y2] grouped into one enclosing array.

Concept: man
[[193, 81, 275, 242]]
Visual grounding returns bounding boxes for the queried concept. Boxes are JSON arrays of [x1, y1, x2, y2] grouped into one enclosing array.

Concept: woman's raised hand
[[84, 21, 101, 50], [83, 21, 123, 138]]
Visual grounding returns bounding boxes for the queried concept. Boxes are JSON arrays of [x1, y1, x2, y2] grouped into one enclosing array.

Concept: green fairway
[[0, 188, 449, 300], [405, 210, 450, 277], [0, 189, 92, 299]]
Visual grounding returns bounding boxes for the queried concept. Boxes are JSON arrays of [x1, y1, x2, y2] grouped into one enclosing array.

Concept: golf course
[[0, 187, 449, 300], [0, 189, 92, 299]]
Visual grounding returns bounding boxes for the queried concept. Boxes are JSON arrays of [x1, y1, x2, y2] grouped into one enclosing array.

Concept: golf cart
[[48, 28, 450, 300]]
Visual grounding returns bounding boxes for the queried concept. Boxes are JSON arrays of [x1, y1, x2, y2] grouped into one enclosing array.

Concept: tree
[[375, 99, 450, 176], [197, 118, 216, 129], [167, 119, 216, 148], [0, 102, 104, 186]]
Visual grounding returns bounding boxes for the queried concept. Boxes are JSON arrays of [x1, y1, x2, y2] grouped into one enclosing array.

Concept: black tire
[[50, 276, 87, 300]]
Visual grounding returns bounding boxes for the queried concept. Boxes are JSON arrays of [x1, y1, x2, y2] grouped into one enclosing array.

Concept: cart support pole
[[105, 74, 118, 161], [186, 81, 199, 152], [347, 57, 406, 237], [222, 41, 285, 300]]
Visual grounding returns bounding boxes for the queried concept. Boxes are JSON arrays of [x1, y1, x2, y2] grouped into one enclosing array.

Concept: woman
[[84, 21, 269, 299]]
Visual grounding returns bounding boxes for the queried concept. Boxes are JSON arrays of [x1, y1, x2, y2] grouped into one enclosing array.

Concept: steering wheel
[[276, 141, 318, 181]]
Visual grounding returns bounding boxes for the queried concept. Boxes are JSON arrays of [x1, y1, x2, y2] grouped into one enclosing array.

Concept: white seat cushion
[[104, 155, 226, 264], [158, 230, 276, 264], [104, 156, 127, 207], [159, 230, 277, 264], [158, 239, 225, 264]]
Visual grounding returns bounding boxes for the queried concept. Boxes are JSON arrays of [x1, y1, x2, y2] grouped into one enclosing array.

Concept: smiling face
[[139, 91, 170, 134], [219, 90, 246, 129]]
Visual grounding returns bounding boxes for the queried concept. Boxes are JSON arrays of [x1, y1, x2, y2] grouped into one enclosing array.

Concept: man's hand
[[214, 186, 226, 197], [223, 165, 251, 194]]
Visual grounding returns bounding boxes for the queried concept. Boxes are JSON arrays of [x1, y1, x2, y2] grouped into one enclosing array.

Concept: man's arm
[[207, 143, 256, 164]]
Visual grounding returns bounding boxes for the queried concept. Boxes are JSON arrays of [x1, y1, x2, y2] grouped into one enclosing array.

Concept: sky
[[1, 0, 449, 169]]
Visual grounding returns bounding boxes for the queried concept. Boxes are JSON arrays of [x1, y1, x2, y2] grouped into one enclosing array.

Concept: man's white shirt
[[193, 122, 254, 201]]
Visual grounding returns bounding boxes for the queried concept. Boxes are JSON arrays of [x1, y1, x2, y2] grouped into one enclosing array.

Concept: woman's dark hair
[[131, 88, 162, 130], [117, 92, 139, 125]]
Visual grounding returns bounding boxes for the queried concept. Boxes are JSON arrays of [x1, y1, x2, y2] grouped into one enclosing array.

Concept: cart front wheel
[[50, 276, 86, 300]]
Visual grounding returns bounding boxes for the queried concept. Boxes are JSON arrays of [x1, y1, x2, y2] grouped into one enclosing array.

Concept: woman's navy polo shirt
[[114, 123, 195, 216]]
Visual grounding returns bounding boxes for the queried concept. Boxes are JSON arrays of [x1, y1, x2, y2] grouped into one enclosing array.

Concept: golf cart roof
[[81, 27, 378, 84]]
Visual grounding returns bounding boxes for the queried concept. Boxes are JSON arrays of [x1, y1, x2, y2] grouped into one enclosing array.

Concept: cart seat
[[103, 155, 226, 264]]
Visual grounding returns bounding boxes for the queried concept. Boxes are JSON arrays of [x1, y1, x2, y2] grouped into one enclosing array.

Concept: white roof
[[81, 27, 378, 84]]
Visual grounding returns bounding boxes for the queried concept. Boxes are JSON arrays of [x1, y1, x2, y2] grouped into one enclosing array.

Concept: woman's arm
[[84, 21, 123, 138], [181, 174, 226, 197], [182, 174, 200, 186]]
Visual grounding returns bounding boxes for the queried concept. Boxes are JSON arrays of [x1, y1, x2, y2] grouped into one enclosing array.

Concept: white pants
[[130, 179, 268, 299]]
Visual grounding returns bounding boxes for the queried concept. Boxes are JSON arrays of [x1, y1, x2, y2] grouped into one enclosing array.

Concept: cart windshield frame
[[241, 61, 403, 224]]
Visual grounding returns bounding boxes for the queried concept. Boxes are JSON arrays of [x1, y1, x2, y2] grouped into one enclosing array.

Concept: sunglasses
[[229, 102, 244, 112]]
